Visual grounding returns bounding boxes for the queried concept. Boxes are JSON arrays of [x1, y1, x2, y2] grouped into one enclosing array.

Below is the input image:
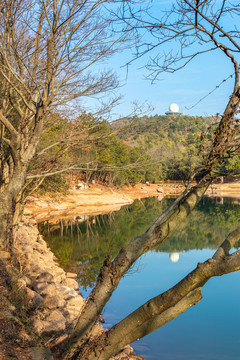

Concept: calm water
[[39, 196, 240, 360]]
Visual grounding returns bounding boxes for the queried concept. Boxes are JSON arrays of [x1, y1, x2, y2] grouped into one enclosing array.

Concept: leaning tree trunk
[[75, 227, 240, 360]]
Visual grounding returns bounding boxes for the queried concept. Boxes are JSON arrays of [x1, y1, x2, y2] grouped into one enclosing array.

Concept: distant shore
[[25, 181, 240, 223]]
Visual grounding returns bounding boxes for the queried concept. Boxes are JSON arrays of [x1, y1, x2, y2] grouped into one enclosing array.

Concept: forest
[[32, 112, 240, 194]]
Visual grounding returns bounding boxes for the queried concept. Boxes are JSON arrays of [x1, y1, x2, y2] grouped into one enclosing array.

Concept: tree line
[[33, 112, 240, 192], [27, 111, 160, 193]]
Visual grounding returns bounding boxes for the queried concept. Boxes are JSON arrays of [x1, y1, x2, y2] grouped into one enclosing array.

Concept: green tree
[[114, 114, 213, 180]]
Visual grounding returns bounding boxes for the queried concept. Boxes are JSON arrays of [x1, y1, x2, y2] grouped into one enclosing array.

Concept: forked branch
[[76, 227, 240, 360]]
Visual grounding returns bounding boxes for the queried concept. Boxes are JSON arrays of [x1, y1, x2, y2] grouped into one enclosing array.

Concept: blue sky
[[107, 47, 234, 119], [83, 1, 237, 120]]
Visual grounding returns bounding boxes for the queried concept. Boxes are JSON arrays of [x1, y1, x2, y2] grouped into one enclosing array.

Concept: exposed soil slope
[[25, 183, 175, 222], [25, 181, 240, 223]]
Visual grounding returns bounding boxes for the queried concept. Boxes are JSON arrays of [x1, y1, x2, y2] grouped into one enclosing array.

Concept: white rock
[[66, 295, 84, 308], [37, 272, 54, 282], [33, 281, 57, 297], [50, 266, 66, 283], [66, 272, 77, 279], [22, 245, 34, 255], [61, 278, 79, 290], [32, 318, 44, 333], [56, 284, 78, 299], [62, 309, 79, 323], [34, 242, 48, 253]]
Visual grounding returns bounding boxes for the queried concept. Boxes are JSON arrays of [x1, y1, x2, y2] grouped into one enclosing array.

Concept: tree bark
[[0, 164, 27, 250], [63, 175, 213, 359], [76, 229, 240, 360]]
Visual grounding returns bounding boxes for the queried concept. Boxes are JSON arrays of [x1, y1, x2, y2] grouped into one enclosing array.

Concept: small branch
[[26, 163, 98, 179], [2, 137, 11, 146], [185, 0, 240, 52], [0, 69, 36, 114], [0, 110, 18, 138], [213, 227, 240, 259]]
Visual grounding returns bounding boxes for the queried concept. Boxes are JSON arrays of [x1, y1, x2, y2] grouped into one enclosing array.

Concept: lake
[[38, 196, 240, 360]]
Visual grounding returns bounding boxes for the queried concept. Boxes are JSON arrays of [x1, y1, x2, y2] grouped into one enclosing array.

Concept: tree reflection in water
[[38, 196, 240, 291]]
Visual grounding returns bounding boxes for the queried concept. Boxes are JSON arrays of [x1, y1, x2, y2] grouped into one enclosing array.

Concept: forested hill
[[33, 113, 225, 191], [112, 115, 214, 180], [113, 114, 211, 141]]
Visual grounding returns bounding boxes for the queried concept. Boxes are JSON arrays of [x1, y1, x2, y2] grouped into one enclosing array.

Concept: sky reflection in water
[[103, 249, 240, 360], [39, 196, 240, 360]]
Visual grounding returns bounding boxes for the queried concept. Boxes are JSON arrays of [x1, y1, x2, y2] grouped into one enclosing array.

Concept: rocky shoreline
[[0, 216, 144, 360]]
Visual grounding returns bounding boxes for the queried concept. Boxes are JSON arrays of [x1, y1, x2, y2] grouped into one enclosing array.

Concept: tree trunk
[[63, 175, 213, 360], [0, 166, 26, 250], [0, 193, 13, 250], [76, 244, 240, 360]]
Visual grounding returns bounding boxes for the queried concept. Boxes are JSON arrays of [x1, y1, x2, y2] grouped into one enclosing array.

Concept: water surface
[[39, 196, 240, 360]]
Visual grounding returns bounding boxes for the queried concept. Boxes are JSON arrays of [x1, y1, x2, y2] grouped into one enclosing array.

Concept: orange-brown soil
[[25, 183, 166, 222], [206, 181, 240, 198], [25, 181, 240, 223]]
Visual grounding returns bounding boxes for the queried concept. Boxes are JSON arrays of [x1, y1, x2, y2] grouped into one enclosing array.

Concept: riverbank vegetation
[[28, 112, 159, 190], [29, 112, 228, 193], [29, 112, 204, 192], [32, 111, 240, 193]]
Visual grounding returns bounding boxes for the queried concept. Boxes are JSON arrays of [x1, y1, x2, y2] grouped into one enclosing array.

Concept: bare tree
[[60, 1, 240, 359], [0, 0, 127, 249]]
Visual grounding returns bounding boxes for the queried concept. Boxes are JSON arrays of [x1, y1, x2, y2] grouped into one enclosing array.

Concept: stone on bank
[[12, 216, 143, 360]]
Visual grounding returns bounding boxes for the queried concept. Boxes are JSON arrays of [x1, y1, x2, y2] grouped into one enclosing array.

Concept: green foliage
[[94, 134, 156, 185], [159, 197, 240, 252], [32, 112, 159, 188], [36, 175, 70, 195], [33, 112, 228, 189], [221, 155, 240, 174], [113, 115, 215, 180]]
